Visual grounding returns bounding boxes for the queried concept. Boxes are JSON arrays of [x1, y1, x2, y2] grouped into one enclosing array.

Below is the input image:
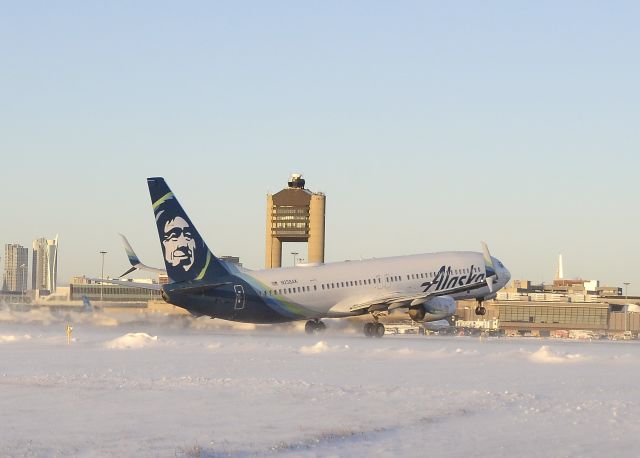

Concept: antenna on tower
[[555, 254, 564, 280]]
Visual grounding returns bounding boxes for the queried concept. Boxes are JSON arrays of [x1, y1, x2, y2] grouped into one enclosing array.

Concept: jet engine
[[408, 296, 456, 322]]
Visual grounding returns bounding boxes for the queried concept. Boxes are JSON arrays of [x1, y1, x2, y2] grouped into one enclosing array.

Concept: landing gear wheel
[[364, 322, 374, 337], [305, 320, 326, 334], [364, 322, 385, 338], [474, 306, 487, 316], [305, 320, 316, 334]]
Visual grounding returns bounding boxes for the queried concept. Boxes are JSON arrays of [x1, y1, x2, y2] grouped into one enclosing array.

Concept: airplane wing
[[348, 279, 489, 314], [86, 277, 162, 291]]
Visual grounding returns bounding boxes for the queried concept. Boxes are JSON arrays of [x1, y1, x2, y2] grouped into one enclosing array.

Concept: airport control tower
[[265, 174, 326, 268]]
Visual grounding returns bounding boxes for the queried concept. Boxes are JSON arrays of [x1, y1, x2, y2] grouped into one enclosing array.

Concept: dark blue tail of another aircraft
[[147, 177, 229, 283], [81, 296, 93, 313]]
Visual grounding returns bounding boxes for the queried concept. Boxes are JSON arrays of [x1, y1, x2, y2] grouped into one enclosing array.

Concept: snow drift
[[105, 332, 158, 349]]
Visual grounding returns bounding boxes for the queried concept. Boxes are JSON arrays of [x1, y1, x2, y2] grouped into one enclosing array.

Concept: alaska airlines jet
[[103, 177, 511, 337]]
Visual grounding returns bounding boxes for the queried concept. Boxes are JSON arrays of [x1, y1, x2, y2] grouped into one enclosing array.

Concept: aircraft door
[[234, 285, 245, 310]]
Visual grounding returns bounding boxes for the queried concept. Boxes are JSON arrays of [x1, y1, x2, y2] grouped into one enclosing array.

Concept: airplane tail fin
[[81, 296, 93, 313], [147, 177, 229, 283]]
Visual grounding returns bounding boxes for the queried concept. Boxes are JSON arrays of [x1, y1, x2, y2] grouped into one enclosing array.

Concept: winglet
[[481, 241, 494, 270], [481, 241, 497, 291], [120, 233, 142, 267], [118, 233, 166, 278]]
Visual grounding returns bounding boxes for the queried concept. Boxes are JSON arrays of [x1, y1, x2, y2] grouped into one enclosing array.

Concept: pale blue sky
[[1, 1, 638, 293]]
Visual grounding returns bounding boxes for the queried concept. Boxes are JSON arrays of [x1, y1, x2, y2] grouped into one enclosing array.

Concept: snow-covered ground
[[1, 314, 639, 457]]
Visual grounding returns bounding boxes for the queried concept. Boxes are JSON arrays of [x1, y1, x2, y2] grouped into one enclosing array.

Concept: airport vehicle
[[102, 177, 511, 337]]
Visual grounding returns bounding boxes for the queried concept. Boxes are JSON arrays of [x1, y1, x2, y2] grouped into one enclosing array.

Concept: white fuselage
[[240, 251, 511, 319]]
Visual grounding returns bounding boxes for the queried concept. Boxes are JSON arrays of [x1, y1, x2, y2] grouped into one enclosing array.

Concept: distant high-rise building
[[3, 244, 29, 292], [32, 238, 46, 290], [31, 236, 58, 293]]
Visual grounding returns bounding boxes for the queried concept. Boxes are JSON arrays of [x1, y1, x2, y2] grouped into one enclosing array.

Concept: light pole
[[291, 251, 299, 267], [100, 251, 107, 302], [623, 282, 630, 299]]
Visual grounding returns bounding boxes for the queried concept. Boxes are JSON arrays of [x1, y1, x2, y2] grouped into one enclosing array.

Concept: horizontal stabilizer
[[171, 282, 233, 295]]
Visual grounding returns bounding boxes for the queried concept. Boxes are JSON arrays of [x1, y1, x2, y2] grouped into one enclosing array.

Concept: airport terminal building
[[456, 279, 640, 337]]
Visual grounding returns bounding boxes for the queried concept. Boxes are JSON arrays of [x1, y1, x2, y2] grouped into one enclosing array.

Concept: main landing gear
[[305, 319, 326, 334], [475, 300, 487, 316], [364, 314, 385, 338]]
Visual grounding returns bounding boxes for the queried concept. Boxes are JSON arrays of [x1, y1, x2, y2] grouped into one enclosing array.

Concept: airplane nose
[[503, 267, 511, 283]]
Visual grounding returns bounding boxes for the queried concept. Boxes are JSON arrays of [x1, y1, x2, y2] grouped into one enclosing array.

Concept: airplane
[[81, 295, 95, 313], [99, 177, 511, 337]]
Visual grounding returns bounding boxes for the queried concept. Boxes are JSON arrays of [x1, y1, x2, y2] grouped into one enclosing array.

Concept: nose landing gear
[[475, 300, 487, 316]]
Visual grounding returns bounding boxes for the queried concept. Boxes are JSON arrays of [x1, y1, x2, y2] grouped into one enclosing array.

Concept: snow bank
[[105, 333, 158, 349], [529, 345, 584, 364], [298, 341, 348, 354], [0, 334, 31, 343], [2, 324, 640, 457]]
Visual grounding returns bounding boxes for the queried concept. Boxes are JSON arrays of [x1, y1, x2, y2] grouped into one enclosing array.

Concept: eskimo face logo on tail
[[162, 216, 195, 272], [155, 202, 207, 281]]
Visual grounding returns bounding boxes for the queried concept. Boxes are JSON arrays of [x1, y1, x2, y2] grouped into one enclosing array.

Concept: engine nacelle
[[408, 296, 456, 322]]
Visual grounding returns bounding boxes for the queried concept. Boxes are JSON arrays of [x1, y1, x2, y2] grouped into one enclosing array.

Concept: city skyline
[[1, 2, 638, 294]]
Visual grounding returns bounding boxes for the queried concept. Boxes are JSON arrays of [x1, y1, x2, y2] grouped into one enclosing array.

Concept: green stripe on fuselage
[[247, 277, 313, 319]]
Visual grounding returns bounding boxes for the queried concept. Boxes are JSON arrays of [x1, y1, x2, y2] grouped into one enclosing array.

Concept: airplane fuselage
[[162, 250, 511, 324]]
